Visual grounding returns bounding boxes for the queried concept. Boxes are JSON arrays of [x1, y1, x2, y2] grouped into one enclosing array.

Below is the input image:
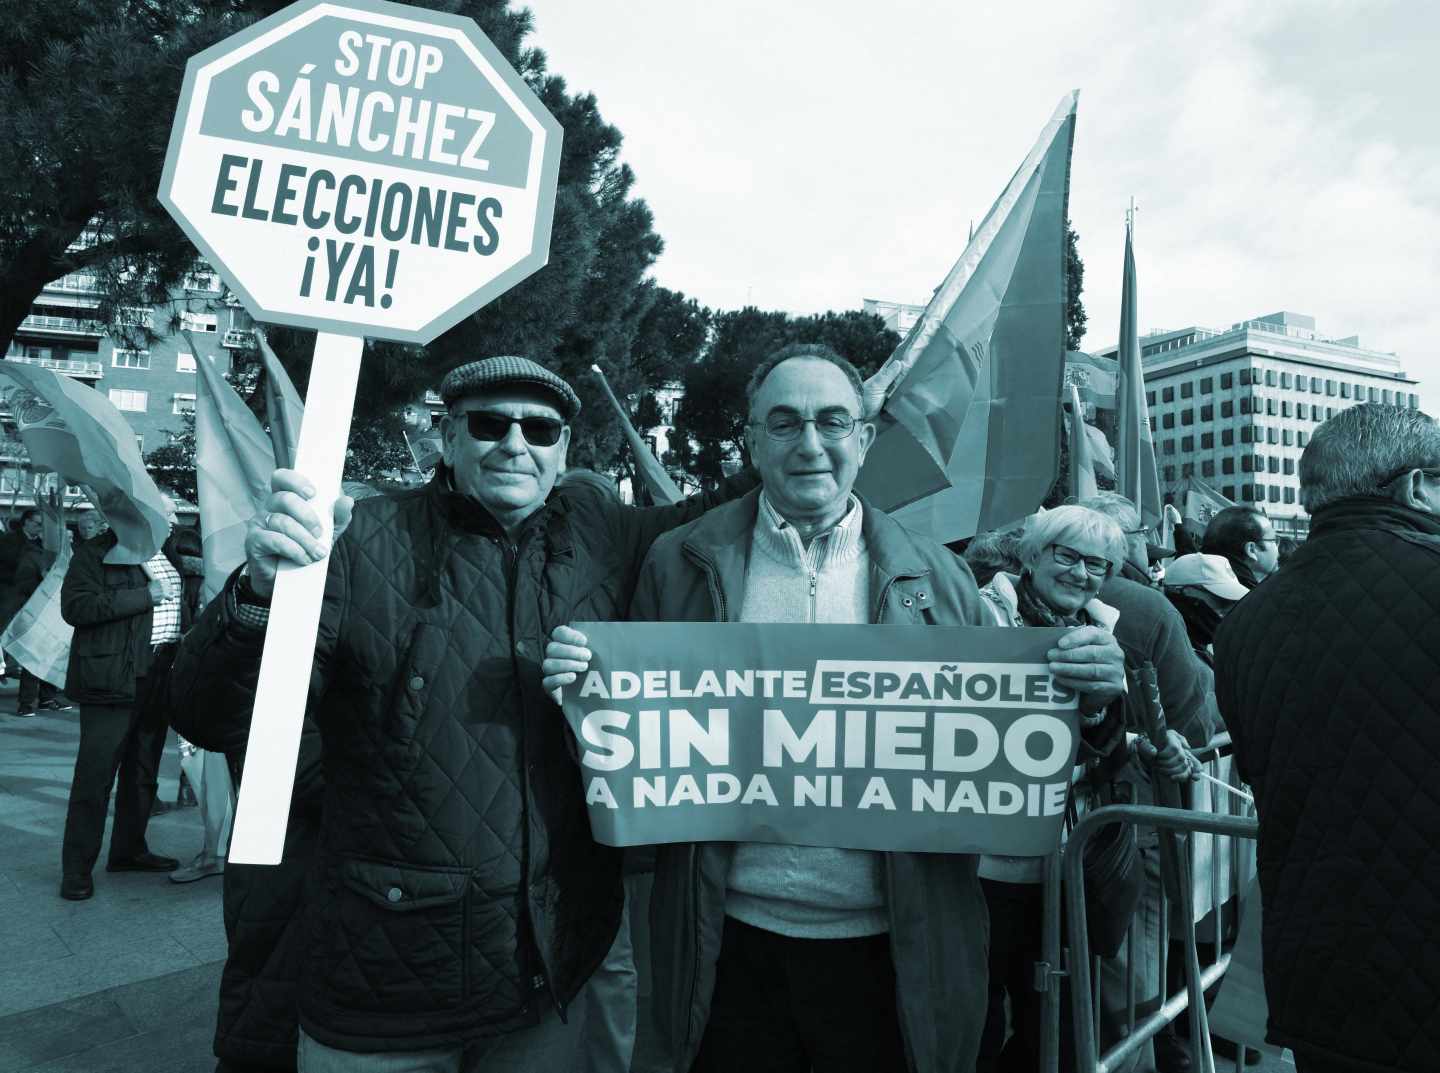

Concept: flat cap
[[439, 356, 582, 420]]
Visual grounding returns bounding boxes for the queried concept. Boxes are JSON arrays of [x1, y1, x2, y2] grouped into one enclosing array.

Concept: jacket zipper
[[501, 533, 564, 1021]]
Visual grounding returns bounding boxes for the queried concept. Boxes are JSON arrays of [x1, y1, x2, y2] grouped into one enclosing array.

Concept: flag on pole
[[1115, 220, 1162, 532], [589, 364, 682, 505], [855, 91, 1079, 542], [1068, 383, 1098, 501], [0, 362, 169, 563], [254, 328, 304, 470], [1177, 475, 1234, 538], [190, 337, 276, 604]]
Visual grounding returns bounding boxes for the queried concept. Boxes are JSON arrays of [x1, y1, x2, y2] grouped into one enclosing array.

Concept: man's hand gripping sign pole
[[159, 0, 562, 863]]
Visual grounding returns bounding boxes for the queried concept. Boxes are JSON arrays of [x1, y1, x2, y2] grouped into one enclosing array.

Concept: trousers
[[296, 996, 585, 1073], [692, 917, 906, 1073], [60, 676, 166, 877]]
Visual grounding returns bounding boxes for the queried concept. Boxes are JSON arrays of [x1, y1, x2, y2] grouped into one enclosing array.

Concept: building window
[[1220, 372, 1234, 389], [1281, 401, 1292, 417], [1298, 431, 1309, 447], [108, 388, 148, 412], [1325, 379, 1337, 396], [1312, 379, 1322, 394], [1239, 369, 1253, 386], [1368, 387, 1380, 402], [1297, 403, 1308, 420], [176, 352, 197, 373], [1222, 458, 1235, 475], [112, 348, 151, 370], [1383, 389, 1394, 405], [1411, 394, 1420, 409], [1200, 403, 1214, 421], [1222, 428, 1235, 446], [1201, 432, 1214, 449], [172, 393, 196, 415], [1181, 409, 1195, 426], [1268, 486, 1281, 503], [1267, 456, 1280, 473], [1222, 485, 1237, 500], [1282, 429, 1294, 446], [1180, 382, 1194, 399], [1240, 426, 1254, 444], [1242, 483, 1257, 502], [1340, 383, 1351, 399], [1202, 460, 1215, 477], [1284, 487, 1296, 504], [1180, 435, 1193, 452], [1281, 372, 1292, 388], [1267, 427, 1279, 444], [1265, 370, 1277, 386], [1200, 377, 1214, 394], [1162, 439, 1175, 456], [1146, 390, 1155, 407], [1149, 416, 1157, 433], [1221, 400, 1234, 418], [1239, 398, 1252, 415], [180, 311, 218, 333], [1162, 386, 1175, 403], [1181, 462, 1194, 477], [1241, 456, 1254, 473], [1266, 398, 1277, 415], [1326, 407, 1335, 419], [1283, 458, 1295, 475], [1163, 465, 1177, 482], [1162, 413, 1176, 429]]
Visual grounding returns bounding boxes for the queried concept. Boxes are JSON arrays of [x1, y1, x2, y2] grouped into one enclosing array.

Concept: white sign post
[[159, 0, 562, 863]]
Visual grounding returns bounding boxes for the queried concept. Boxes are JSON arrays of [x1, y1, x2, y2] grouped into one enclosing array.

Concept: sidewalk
[[0, 681, 225, 1073]]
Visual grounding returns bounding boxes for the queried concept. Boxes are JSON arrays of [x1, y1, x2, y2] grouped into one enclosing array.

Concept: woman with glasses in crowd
[[974, 505, 1133, 1072]]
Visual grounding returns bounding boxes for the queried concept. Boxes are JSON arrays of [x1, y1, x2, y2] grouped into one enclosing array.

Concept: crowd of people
[[11, 343, 1437, 1073]]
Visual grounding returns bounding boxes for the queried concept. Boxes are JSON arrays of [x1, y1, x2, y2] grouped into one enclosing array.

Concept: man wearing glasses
[[1201, 506, 1280, 590], [544, 343, 1128, 1072], [163, 354, 904, 1072], [1215, 403, 1440, 1073]]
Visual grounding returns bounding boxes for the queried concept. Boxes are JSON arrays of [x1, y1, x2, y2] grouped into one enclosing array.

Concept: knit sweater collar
[[753, 492, 865, 571]]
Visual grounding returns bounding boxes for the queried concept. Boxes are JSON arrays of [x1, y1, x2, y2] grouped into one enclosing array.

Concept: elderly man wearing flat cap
[[164, 355, 898, 1072]]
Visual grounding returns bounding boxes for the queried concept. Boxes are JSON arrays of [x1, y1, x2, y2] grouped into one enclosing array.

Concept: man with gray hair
[[1215, 403, 1440, 1073]]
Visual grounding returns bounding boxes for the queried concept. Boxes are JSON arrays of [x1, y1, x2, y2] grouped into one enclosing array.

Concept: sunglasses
[[464, 411, 565, 447]]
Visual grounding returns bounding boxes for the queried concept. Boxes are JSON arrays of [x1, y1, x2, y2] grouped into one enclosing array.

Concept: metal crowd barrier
[[1035, 734, 1261, 1073]]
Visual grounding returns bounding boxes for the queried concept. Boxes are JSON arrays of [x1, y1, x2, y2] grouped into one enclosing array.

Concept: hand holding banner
[[560, 622, 1082, 856]]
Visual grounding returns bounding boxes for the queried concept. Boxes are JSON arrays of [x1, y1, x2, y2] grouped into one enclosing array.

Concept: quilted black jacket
[[166, 468, 753, 1054], [1214, 498, 1440, 1072]]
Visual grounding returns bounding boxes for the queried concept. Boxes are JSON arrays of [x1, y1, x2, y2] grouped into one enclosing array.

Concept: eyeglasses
[[1050, 543, 1114, 578], [752, 409, 860, 442], [464, 411, 565, 447]]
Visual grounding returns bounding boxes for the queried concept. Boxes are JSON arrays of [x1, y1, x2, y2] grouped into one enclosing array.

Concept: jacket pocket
[[310, 858, 470, 1014]]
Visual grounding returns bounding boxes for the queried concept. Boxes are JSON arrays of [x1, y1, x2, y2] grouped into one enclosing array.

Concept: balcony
[[45, 272, 102, 294], [3, 354, 104, 379], [19, 313, 104, 337], [221, 328, 255, 349]]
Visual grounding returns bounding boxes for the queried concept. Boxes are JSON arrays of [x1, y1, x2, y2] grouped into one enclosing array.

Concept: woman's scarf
[[1015, 571, 1092, 629]]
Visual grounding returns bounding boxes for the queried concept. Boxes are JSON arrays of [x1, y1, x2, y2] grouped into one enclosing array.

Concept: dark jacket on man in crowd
[[632, 490, 992, 1073], [165, 466, 753, 1056], [61, 531, 190, 704], [1215, 497, 1440, 1073], [2, 535, 53, 626]]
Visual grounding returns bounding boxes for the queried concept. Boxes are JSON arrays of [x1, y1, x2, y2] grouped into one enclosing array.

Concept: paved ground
[[0, 682, 224, 1073]]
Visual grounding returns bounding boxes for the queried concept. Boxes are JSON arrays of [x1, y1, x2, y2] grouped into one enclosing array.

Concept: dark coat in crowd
[[61, 531, 189, 704], [633, 490, 991, 1073], [1215, 497, 1440, 1073], [165, 467, 753, 1056], [2, 535, 53, 625]]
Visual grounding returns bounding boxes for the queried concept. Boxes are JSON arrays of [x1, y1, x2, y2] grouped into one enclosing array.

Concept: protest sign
[[159, 0, 562, 863], [560, 623, 1082, 855]]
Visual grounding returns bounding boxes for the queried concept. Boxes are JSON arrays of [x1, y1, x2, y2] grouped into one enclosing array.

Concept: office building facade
[[1094, 312, 1420, 536]]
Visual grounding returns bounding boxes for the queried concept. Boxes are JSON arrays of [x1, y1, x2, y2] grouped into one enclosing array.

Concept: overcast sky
[[522, 0, 1440, 413]]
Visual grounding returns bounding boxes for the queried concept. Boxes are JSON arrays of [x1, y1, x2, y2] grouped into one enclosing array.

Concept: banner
[[560, 622, 1081, 855]]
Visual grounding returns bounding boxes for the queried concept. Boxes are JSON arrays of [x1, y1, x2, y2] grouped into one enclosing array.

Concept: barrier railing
[[1063, 804, 1259, 1073]]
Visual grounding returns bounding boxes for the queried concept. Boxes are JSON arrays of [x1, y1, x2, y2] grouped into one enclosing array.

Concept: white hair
[[1016, 505, 1127, 575], [1300, 403, 1440, 512], [1077, 491, 1141, 533]]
